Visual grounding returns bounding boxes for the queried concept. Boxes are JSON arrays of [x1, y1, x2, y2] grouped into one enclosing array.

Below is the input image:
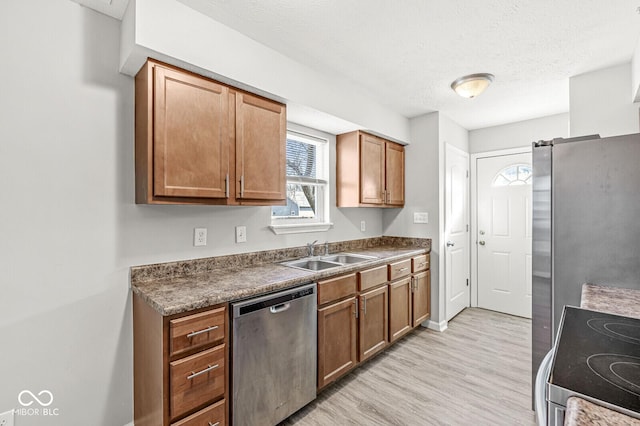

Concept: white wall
[[570, 63, 640, 137], [469, 113, 569, 153], [632, 35, 640, 102], [0, 1, 383, 424], [119, 0, 410, 143]]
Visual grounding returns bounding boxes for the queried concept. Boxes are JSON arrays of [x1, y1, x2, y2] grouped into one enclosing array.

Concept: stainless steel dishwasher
[[231, 282, 317, 426]]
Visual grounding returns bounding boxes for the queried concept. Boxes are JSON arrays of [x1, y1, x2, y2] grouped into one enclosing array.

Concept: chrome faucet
[[324, 241, 330, 256], [306, 240, 318, 257]]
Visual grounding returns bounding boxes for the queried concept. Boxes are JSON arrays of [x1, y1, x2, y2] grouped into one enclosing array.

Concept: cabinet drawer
[[171, 399, 225, 426], [318, 273, 357, 305], [358, 265, 388, 291], [411, 254, 430, 273], [388, 259, 411, 281], [170, 344, 226, 419], [170, 307, 226, 357]]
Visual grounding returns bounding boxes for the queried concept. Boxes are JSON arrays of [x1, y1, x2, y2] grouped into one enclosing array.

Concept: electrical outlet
[[235, 226, 247, 243], [360, 221, 366, 232], [0, 409, 15, 426], [194, 228, 207, 247]]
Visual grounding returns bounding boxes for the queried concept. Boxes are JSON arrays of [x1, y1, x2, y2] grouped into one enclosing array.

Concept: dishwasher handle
[[270, 303, 291, 314], [232, 282, 316, 319]]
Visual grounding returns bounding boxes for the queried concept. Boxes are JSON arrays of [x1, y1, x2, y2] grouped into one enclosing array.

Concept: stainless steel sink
[[282, 259, 342, 271], [320, 253, 377, 264], [281, 252, 377, 271]]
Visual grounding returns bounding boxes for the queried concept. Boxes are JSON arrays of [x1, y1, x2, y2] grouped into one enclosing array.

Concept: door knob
[[446, 241, 455, 247], [479, 241, 486, 246]]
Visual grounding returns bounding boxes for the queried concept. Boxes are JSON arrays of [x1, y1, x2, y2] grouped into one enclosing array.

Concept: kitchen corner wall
[[469, 113, 569, 153], [0, 2, 383, 425], [570, 62, 640, 138], [383, 112, 469, 327]]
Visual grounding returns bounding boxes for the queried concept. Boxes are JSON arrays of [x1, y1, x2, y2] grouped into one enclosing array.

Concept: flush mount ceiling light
[[450, 73, 495, 98]]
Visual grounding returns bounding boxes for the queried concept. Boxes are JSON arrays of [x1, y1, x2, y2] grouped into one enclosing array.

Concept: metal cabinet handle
[[187, 364, 219, 380], [410, 277, 415, 292], [240, 175, 245, 197], [354, 299, 359, 319], [187, 325, 219, 338], [209, 422, 220, 426], [363, 296, 367, 315], [479, 241, 486, 246], [225, 173, 229, 198], [397, 267, 409, 272], [446, 241, 455, 247]]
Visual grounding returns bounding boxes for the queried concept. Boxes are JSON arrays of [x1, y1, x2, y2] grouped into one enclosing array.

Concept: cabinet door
[[236, 92, 286, 201], [412, 271, 431, 327], [153, 65, 229, 198], [388, 277, 412, 342], [360, 134, 385, 204], [385, 142, 405, 206], [318, 297, 358, 389], [358, 285, 388, 362]]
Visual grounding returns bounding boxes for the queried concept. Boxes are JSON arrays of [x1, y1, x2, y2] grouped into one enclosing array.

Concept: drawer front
[[388, 259, 411, 281], [411, 254, 430, 273], [318, 273, 357, 305], [170, 307, 226, 357], [170, 344, 226, 419], [171, 399, 225, 426], [358, 265, 388, 291]]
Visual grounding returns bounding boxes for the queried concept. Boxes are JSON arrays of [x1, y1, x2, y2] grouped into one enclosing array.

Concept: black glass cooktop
[[550, 306, 640, 413]]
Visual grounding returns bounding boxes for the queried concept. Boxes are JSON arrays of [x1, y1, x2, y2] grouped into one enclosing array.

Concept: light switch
[[413, 212, 429, 224]]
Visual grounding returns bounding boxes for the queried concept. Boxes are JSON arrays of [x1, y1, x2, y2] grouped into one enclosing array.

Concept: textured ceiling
[[177, 0, 640, 130], [72, 0, 640, 130]]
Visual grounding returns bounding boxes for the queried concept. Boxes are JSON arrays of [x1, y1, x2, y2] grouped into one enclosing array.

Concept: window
[[492, 164, 532, 186], [270, 129, 331, 234]]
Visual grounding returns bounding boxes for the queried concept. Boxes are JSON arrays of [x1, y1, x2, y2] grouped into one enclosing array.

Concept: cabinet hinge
[[466, 278, 469, 287], [466, 170, 469, 178], [466, 224, 469, 232]]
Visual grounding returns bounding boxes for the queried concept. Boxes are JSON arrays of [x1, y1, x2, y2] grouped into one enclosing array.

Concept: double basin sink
[[281, 253, 377, 271]]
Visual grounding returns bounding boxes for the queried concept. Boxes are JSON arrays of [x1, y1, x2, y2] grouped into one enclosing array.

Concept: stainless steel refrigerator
[[531, 132, 640, 402]]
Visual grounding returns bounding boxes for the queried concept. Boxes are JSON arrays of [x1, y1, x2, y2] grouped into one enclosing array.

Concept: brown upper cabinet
[[135, 59, 286, 205], [336, 130, 405, 207]]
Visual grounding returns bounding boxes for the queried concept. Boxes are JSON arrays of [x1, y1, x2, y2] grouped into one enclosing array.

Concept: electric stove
[[547, 306, 640, 424]]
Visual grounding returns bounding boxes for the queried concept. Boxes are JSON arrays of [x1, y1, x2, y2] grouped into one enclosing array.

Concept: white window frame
[[269, 128, 332, 235]]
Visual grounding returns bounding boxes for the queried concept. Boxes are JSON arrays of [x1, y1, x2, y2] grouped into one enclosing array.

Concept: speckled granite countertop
[[565, 397, 640, 426], [581, 283, 640, 319], [131, 237, 430, 316], [564, 284, 640, 425]]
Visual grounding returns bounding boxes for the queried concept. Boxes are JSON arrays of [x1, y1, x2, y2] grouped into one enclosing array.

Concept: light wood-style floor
[[282, 308, 535, 426]]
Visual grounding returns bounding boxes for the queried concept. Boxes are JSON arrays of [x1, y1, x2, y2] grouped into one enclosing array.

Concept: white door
[[445, 144, 470, 321], [477, 153, 532, 318]]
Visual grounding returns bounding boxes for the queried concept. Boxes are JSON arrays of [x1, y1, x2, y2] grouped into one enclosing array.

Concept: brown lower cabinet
[[388, 276, 413, 342], [317, 273, 358, 390], [317, 296, 358, 389], [317, 254, 430, 393], [358, 285, 388, 361], [133, 294, 228, 426], [412, 270, 431, 326]]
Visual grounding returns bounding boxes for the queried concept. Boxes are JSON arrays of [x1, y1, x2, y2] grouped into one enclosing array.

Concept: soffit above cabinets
[[70, 0, 130, 20]]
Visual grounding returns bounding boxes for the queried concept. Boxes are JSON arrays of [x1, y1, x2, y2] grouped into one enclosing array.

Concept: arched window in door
[[492, 164, 532, 186]]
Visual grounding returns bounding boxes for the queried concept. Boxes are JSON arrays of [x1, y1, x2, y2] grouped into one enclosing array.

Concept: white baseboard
[[423, 319, 448, 332]]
